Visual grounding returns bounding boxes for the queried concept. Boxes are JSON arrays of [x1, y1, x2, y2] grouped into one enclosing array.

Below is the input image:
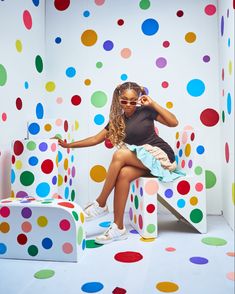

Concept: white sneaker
[[95, 223, 128, 245], [84, 200, 109, 221]]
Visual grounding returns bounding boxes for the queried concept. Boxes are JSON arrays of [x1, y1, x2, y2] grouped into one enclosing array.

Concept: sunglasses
[[119, 99, 140, 106]]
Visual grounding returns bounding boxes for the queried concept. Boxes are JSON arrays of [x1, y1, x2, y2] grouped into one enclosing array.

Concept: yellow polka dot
[[81, 29, 98, 46], [15, 160, 22, 170], [156, 281, 179, 292], [166, 101, 173, 109], [80, 212, 85, 224], [0, 222, 10, 233], [44, 124, 52, 132], [64, 158, 68, 170], [84, 79, 91, 85], [90, 165, 107, 182], [228, 60, 232, 75], [134, 214, 137, 224], [140, 237, 156, 242], [190, 196, 198, 206], [185, 143, 191, 157], [15, 40, 22, 52], [11, 190, 15, 197], [45, 81, 56, 92], [185, 32, 196, 43], [58, 174, 63, 186], [37, 216, 48, 227], [75, 120, 79, 130], [175, 132, 179, 140], [232, 183, 235, 205]]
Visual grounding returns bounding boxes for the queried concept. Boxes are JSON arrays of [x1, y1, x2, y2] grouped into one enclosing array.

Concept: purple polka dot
[[140, 187, 143, 196], [21, 207, 32, 218], [156, 57, 167, 68], [190, 256, 208, 264], [164, 189, 173, 198], [39, 142, 48, 152], [52, 176, 57, 185], [16, 191, 28, 198], [203, 55, 210, 62], [72, 166, 76, 177], [103, 40, 114, 51], [69, 178, 72, 186], [129, 207, 133, 220], [221, 16, 224, 36], [188, 160, 193, 168]]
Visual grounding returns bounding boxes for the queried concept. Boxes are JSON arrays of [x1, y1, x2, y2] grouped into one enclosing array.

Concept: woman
[[57, 81, 181, 244]]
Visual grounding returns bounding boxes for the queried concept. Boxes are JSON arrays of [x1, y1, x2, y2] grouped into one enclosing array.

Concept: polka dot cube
[[0, 198, 86, 262], [128, 128, 207, 238]]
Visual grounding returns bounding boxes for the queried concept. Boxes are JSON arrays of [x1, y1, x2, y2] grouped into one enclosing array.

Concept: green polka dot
[[222, 110, 225, 122], [134, 195, 139, 209], [96, 61, 103, 69], [34, 269, 55, 279], [71, 190, 75, 201], [190, 209, 203, 223], [54, 133, 62, 139], [205, 170, 217, 189], [86, 239, 103, 248], [35, 55, 43, 73], [28, 245, 38, 256], [26, 141, 36, 151], [77, 226, 83, 245], [91, 91, 107, 107], [202, 237, 227, 246], [147, 224, 156, 233], [0, 64, 7, 86], [194, 166, 203, 175], [72, 211, 79, 221], [41, 201, 53, 204], [139, 0, 151, 10], [20, 171, 35, 186]]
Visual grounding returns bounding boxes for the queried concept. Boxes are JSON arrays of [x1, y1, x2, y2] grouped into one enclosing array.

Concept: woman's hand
[[140, 95, 154, 107], [58, 138, 70, 148]]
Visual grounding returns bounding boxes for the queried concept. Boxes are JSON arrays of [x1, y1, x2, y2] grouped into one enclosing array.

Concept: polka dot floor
[[0, 212, 234, 294]]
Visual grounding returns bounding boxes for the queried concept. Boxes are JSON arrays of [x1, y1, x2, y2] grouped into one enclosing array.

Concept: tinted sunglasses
[[119, 99, 140, 106]]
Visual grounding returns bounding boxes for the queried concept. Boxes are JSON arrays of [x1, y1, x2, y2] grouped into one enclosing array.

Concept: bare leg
[[96, 149, 148, 207], [113, 166, 149, 229]]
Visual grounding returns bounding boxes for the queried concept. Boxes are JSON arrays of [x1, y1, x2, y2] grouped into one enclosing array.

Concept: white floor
[[0, 213, 234, 294]]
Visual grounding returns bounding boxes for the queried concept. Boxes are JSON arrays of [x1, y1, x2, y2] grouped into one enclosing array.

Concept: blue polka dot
[[55, 37, 62, 44], [32, 0, 40, 6], [175, 155, 179, 164], [196, 145, 205, 154], [131, 183, 135, 193], [82, 239, 86, 250], [99, 221, 111, 228], [83, 10, 90, 17], [36, 103, 44, 119], [141, 18, 159, 36], [177, 199, 185, 208], [58, 151, 62, 163], [179, 149, 183, 157], [187, 79, 205, 97], [103, 40, 114, 51], [52, 176, 57, 185], [11, 169, 15, 184], [190, 256, 208, 265], [81, 282, 104, 293], [66, 67, 76, 78], [28, 123, 40, 135], [24, 81, 29, 89], [121, 74, 128, 81], [94, 114, 105, 125], [228, 38, 230, 47], [164, 189, 173, 198], [71, 155, 74, 162], [0, 243, 7, 254], [42, 238, 53, 249], [64, 187, 69, 199], [140, 187, 143, 196], [36, 182, 50, 198], [28, 156, 39, 166], [227, 93, 231, 114]]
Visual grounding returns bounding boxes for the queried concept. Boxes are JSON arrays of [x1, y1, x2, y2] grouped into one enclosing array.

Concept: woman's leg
[[96, 149, 148, 207], [113, 166, 149, 229]]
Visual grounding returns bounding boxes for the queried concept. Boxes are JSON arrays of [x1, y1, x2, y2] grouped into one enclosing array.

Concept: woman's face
[[119, 89, 139, 116]]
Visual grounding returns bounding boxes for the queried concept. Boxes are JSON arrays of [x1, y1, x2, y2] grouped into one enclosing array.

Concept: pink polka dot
[[62, 242, 73, 254], [95, 0, 105, 5], [21, 221, 32, 233], [0, 206, 10, 217], [2, 113, 7, 122], [195, 182, 204, 192], [23, 10, 32, 30], [144, 179, 159, 195], [181, 160, 185, 168], [226, 272, 235, 281], [165, 247, 176, 252], [51, 143, 57, 152], [55, 119, 63, 126], [161, 81, 169, 88], [56, 97, 63, 104], [204, 4, 216, 16], [138, 215, 143, 230], [182, 132, 188, 144], [225, 142, 229, 163]]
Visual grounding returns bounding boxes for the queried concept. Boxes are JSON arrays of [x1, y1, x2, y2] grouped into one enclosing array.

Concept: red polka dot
[[200, 108, 219, 127], [41, 159, 54, 174], [0, 206, 10, 217], [177, 180, 190, 195], [2, 112, 7, 122], [71, 95, 81, 106], [146, 204, 155, 213], [117, 19, 124, 26], [114, 251, 143, 263], [176, 10, 184, 17], [181, 160, 185, 168], [12, 155, 16, 164], [190, 132, 195, 141], [64, 175, 67, 183], [162, 41, 170, 48], [64, 120, 68, 132], [176, 141, 180, 149], [59, 219, 71, 231], [17, 234, 28, 245], [54, 0, 70, 11], [58, 202, 75, 208], [138, 215, 143, 230], [16, 97, 23, 110], [161, 81, 169, 88], [225, 142, 229, 163], [112, 287, 127, 294], [13, 140, 24, 156], [222, 68, 224, 80], [104, 138, 114, 149]]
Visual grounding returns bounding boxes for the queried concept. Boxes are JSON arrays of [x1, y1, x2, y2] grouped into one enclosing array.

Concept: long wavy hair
[[107, 81, 146, 147]]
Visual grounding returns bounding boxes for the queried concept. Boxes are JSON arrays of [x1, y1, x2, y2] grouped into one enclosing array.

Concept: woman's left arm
[[140, 95, 178, 127]]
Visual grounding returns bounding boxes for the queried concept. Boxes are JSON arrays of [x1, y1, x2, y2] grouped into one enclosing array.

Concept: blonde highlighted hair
[[107, 81, 146, 147]]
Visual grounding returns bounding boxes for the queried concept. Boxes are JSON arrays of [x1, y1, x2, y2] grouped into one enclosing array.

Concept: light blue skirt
[[126, 144, 185, 182]]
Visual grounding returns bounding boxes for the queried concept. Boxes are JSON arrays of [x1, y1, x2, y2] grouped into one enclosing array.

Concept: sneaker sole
[[95, 234, 128, 245], [85, 210, 109, 222]]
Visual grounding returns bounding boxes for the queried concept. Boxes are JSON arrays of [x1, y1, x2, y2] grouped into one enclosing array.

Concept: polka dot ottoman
[[128, 127, 207, 238], [0, 197, 86, 262]]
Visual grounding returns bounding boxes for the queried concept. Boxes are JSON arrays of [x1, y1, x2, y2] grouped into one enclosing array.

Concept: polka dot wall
[[0, 0, 234, 226]]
